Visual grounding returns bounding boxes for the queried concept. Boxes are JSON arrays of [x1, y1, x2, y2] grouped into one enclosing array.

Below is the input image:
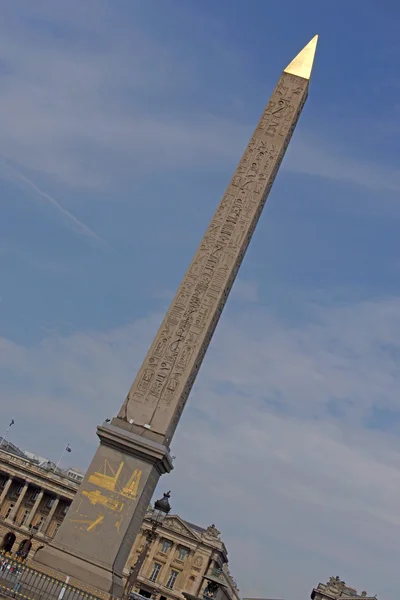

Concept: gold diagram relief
[[115, 518, 123, 532], [70, 514, 104, 532], [81, 490, 125, 512], [88, 460, 142, 501], [69, 500, 105, 533], [70, 462, 143, 533]]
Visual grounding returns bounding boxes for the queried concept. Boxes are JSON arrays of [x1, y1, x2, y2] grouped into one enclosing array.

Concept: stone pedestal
[[33, 425, 173, 597]]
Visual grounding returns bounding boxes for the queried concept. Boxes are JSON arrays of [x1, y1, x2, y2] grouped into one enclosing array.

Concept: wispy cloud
[[1, 160, 111, 247]]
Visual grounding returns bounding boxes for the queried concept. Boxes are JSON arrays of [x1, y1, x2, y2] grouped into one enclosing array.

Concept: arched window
[[16, 538, 32, 560], [1, 532, 16, 552], [188, 576, 196, 592]]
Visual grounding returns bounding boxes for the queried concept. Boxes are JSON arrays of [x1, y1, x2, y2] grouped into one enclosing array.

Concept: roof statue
[[204, 524, 221, 539]]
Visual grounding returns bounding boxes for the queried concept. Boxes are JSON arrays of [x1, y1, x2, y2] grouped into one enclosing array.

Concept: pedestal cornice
[[96, 424, 174, 475]]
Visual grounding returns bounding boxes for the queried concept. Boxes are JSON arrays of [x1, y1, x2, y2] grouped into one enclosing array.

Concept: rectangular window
[[46, 497, 55, 509], [53, 522, 61, 536], [166, 570, 179, 589], [149, 562, 162, 582], [31, 489, 40, 502], [161, 539, 172, 553], [178, 547, 189, 561], [20, 509, 30, 527], [61, 504, 70, 516], [4, 503, 14, 519]]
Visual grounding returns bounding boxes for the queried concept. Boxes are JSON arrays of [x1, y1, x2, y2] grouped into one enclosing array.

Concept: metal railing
[[0, 552, 108, 600]]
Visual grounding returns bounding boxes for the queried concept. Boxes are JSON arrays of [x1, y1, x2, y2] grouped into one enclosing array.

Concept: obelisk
[[34, 36, 318, 596]]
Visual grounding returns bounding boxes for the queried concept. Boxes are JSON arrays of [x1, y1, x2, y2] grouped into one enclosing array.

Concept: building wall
[[0, 447, 240, 600]]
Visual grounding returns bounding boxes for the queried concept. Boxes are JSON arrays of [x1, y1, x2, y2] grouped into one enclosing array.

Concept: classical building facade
[[0, 441, 81, 557], [0, 442, 239, 600], [127, 514, 239, 600], [311, 577, 377, 600]]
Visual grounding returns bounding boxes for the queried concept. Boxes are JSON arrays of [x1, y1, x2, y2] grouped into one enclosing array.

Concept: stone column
[[43, 497, 60, 535], [25, 490, 44, 529], [0, 477, 13, 508], [141, 533, 160, 578], [162, 543, 177, 585], [7, 483, 29, 522]]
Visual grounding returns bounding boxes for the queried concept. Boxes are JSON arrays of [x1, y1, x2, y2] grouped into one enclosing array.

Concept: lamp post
[[123, 492, 171, 600]]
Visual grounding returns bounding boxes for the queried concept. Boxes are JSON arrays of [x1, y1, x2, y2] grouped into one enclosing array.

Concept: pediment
[[163, 515, 201, 541]]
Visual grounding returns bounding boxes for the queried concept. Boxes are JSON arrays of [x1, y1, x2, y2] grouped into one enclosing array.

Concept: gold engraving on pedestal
[[88, 461, 142, 500], [87, 514, 104, 531], [88, 460, 123, 491], [70, 513, 104, 532], [122, 469, 142, 499], [82, 490, 124, 511], [69, 463, 143, 534], [70, 499, 106, 533]]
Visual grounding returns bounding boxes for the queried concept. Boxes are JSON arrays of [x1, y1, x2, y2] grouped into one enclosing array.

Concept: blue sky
[[1, 1, 400, 599]]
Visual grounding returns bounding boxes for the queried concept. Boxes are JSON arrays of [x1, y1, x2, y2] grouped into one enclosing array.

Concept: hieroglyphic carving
[[118, 71, 309, 442]]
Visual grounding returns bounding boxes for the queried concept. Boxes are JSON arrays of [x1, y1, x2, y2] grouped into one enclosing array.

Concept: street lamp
[[151, 492, 171, 528], [123, 492, 171, 600]]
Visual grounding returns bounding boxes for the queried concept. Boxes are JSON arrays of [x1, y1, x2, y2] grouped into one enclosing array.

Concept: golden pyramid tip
[[283, 35, 318, 80]]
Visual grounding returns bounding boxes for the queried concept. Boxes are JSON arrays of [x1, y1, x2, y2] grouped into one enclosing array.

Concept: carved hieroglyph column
[[34, 36, 318, 597]]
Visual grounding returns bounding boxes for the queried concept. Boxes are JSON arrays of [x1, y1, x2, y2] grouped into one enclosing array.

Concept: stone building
[[128, 514, 240, 600], [0, 443, 239, 600], [311, 577, 377, 600], [0, 440, 81, 556]]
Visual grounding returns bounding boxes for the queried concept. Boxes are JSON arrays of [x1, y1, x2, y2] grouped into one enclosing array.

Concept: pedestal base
[[33, 542, 125, 597], [33, 424, 173, 597]]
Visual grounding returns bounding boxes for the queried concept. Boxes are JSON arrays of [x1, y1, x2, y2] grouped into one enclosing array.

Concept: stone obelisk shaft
[[117, 65, 311, 449], [34, 36, 318, 597]]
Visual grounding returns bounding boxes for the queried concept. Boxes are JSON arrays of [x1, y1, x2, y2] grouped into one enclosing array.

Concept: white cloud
[[1, 294, 400, 599]]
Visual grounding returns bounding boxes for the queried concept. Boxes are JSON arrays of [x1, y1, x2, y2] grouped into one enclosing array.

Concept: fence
[[0, 552, 108, 600]]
